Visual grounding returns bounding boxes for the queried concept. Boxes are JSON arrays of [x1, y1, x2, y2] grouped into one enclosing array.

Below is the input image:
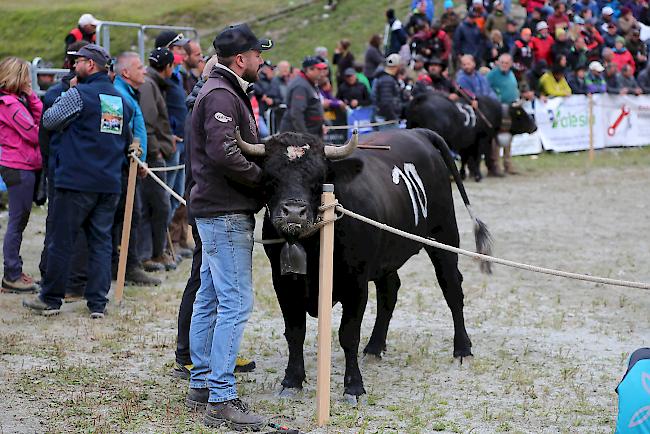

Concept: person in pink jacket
[[0, 57, 43, 293]]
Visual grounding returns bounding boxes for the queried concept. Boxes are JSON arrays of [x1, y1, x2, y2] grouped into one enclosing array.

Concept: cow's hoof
[[276, 387, 302, 399], [474, 174, 482, 182], [454, 355, 474, 368], [362, 352, 382, 364], [342, 393, 367, 406]]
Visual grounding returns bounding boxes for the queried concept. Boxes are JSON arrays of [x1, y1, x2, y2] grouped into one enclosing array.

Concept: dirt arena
[[0, 149, 649, 433]]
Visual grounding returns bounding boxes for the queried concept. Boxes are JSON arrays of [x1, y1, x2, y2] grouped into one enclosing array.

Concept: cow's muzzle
[[272, 200, 315, 240]]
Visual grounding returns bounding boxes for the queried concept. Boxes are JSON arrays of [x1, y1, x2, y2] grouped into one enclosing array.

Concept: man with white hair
[[64, 14, 100, 59]]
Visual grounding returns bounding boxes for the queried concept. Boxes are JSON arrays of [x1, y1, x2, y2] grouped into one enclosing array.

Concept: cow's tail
[[418, 128, 493, 274]]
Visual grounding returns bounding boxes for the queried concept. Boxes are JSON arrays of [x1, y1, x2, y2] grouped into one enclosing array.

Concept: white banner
[[511, 131, 543, 156]]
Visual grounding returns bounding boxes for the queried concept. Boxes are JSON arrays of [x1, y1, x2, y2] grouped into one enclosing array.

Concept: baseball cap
[[302, 56, 328, 69], [78, 13, 100, 27], [148, 47, 175, 69], [155, 30, 190, 48], [602, 6, 614, 15], [343, 67, 356, 76], [385, 53, 401, 67], [589, 61, 604, 72], [262, 59, 275, 69], [444, 0, 454, 8], [429, 57, 447, 66], [67, 44, 111, 68], [213, 24, 273, 57], [536, 21, 549, 31]]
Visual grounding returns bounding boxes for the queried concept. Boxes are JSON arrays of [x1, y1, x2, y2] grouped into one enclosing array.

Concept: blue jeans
[[189, 214, 255, 402]]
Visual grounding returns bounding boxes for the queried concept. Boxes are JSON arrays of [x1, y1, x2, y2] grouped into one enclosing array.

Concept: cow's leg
[[339, 280, 369, 397], [470, 140, 483, 182], [273, 273, 307, 391], [424, 240, 472, 360], [364, 272, 401, 357], [459, 148, 468, 180]]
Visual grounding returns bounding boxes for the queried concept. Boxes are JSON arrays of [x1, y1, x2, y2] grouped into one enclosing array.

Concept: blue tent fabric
[[616, 348, 650, 434]]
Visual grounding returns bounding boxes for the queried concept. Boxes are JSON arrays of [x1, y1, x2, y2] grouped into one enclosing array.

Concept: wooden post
[[588, 94, 595, 163], [114, 142, 140, 304], [316, 184, 336, 426]]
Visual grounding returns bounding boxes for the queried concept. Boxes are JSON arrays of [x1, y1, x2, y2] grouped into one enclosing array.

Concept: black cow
[[406, 90, 537, 181], [234, 128, 493, 402]]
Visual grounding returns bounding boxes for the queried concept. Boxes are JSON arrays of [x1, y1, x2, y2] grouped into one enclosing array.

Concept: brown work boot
[[150, 253, 177, 271], [204, 399, 266, 431], [142, 258, 165, 272], [2, 273, 39, 293]]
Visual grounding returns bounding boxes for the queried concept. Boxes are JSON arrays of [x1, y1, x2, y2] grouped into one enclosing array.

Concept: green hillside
[[2, 0, 414, 68]]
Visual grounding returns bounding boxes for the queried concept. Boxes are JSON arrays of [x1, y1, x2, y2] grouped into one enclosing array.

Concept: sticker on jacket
[[215, 112, 233, 123], [99, 94, 124, 135]]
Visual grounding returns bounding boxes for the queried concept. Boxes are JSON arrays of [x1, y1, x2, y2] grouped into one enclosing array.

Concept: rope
[[325, 120, 399, 131], [149, 164, 185, 172], [335, 205, 650, 290]]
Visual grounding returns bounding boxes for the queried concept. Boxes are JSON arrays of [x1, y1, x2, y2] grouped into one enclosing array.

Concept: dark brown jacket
[[140, 67, 174, 160], [189, 65, 263, 218]]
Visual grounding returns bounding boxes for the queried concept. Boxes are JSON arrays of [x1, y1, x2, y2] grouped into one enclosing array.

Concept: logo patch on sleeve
[[214, 112, 233, 123]]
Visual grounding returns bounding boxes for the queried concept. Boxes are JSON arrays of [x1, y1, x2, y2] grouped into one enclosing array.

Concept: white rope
[[336, 205, 650, 290], [325, 120, 399, 131], [149, 164, 185, 172]]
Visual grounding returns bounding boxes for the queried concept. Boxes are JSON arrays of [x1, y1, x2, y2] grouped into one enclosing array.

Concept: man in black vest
[[185, 24, 271, 431], [24, 45, 133, 318]]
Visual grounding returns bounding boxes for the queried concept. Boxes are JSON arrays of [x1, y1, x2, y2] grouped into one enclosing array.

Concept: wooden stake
[[316, 184, 336, 427], [115, 142, 139, 304], [588, 94, 595, 163]]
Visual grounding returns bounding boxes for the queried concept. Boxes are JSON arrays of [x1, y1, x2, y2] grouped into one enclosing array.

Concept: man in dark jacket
[[454, 15, 488, 64], [337, 68, 371, 107], [139, 48, 176, 272], [567, 63, 589, 94], [279, 56, 327, 137], [186, 24, 270, 430], [373, 53, 403, 125], [637, 61, 650, 93], [253, 60, 281, 114], [384, 9, 408, 55], [24, 45, 133, 318]]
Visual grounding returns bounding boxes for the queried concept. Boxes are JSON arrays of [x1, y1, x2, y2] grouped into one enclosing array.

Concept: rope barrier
[[325, 120, 399, 131], [335, 204, 650, 290], [149, 164, 185, 172]]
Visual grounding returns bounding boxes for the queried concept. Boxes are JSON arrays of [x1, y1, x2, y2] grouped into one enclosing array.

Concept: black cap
[[302, 56, 328, 70], [429, 57, 447, 66], [67, 44, 112, 68], [148, 47, 174, 69], [213, 24, 273, 57], [262, 59, 275, 68], [155, 30, 190, 48], [344, 67, 356, 76]]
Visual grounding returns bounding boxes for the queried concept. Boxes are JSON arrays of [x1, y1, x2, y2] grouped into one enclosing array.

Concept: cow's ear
[[326, 158, 364, 184]]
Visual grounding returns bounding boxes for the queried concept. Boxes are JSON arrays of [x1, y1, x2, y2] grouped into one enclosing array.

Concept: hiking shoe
[[2, 274, 39, 293], [172, 362, 192, 380], [142, 259, 165, 272], [204, 399, 266, 431], [125, 267, 162, 286], [22, 295, 60, 316], [90, 311, 105, 319], [235, 356, 256, 373], [186, 387, 209, 411], [150, 253, 177, 271]]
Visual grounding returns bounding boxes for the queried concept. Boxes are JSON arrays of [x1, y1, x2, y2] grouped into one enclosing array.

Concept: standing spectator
[[454, 14, 488, 64], [626, 28, 648, 72], [547, 2, 570, 34], [618, 7, 638, 35], [585, 60, 607, 93], [503, 18, 519, 51], [485, 0, 509, 34], [602, 47, 616, 69], [139, 48, 176, 272], [64, 14, 99, 63], [440, 0, 461, 36], [612, 36, 636, 73], [24, 45, 133, 317], [526, 60, 549, 95], [186, 24, 271, 429], [568, 36, 590, 74], [486, 30, 509, 66], [538, 60, 572, 96], [531, 21, 555, 65], [599, 8, 618, 35], [373, 54, 403, 127], [524, 7, 545, 35], [364, 35, 384, 81], [253, 60, 280, 115], [619, 64, 643, 94], [112, 52, 161, 287], [567, 63, 589, 93], [411, 0, 435, 23], [182, 40, 203, 95], [573, 0, 600, 18], [279, 56, 327, 137], [603, 22, 619, 48], [456, 54, 497, 98], [605, 62, 623, 93], [271, 60, 292, 103], [637, 61, 650, 92], [0, 57, 42, 293], [551, 28, 572, 62], [333, 39, 355, 86], [582, 19, 605, 60], [384, 9, 409, 55], [320, 78, 346, 111], [406, 3, 431, 35], [337, 68, 371, 107], [511, 28, 535, 80], [353, 63, 372, 92]]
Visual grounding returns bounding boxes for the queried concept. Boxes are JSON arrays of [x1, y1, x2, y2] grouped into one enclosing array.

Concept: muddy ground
[[0, 149, 649, 434]]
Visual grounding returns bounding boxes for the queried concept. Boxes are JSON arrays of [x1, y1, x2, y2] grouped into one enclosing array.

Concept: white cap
[[602, 6, 614, 15], [385, 53, 401, 67], [536, 21, 548, 31], [78, 13, 100, 26], [589, 61, 604, 72]]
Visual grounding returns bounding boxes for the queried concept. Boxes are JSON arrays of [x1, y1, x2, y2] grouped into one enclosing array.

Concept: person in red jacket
[[547, 2, 570, 34], [0, 57, 43, 293], [612, 36, 636, 74], [64, 14, 99, 67], [531, 21, 556, 65]]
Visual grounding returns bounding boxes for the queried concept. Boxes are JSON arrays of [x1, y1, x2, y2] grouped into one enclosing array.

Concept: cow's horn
[[235, 128, 266, 156], [324, 129, 359, 160]]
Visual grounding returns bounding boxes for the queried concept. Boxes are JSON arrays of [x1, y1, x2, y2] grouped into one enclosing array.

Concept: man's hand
[[471, 99, 478, 109], [128, 141, 143, 158], [69, 77, 78, 88], [137, 164, 148, 178], [351, 99, 359, 108], [263, 95, 274, 106], [621, 88, 629, 95]]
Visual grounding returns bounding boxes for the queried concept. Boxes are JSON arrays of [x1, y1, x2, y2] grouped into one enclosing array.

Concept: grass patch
[[514, 146, 650, 174]]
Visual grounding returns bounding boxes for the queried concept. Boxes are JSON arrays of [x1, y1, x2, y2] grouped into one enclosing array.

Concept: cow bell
[[280, 242, 307, 275]]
